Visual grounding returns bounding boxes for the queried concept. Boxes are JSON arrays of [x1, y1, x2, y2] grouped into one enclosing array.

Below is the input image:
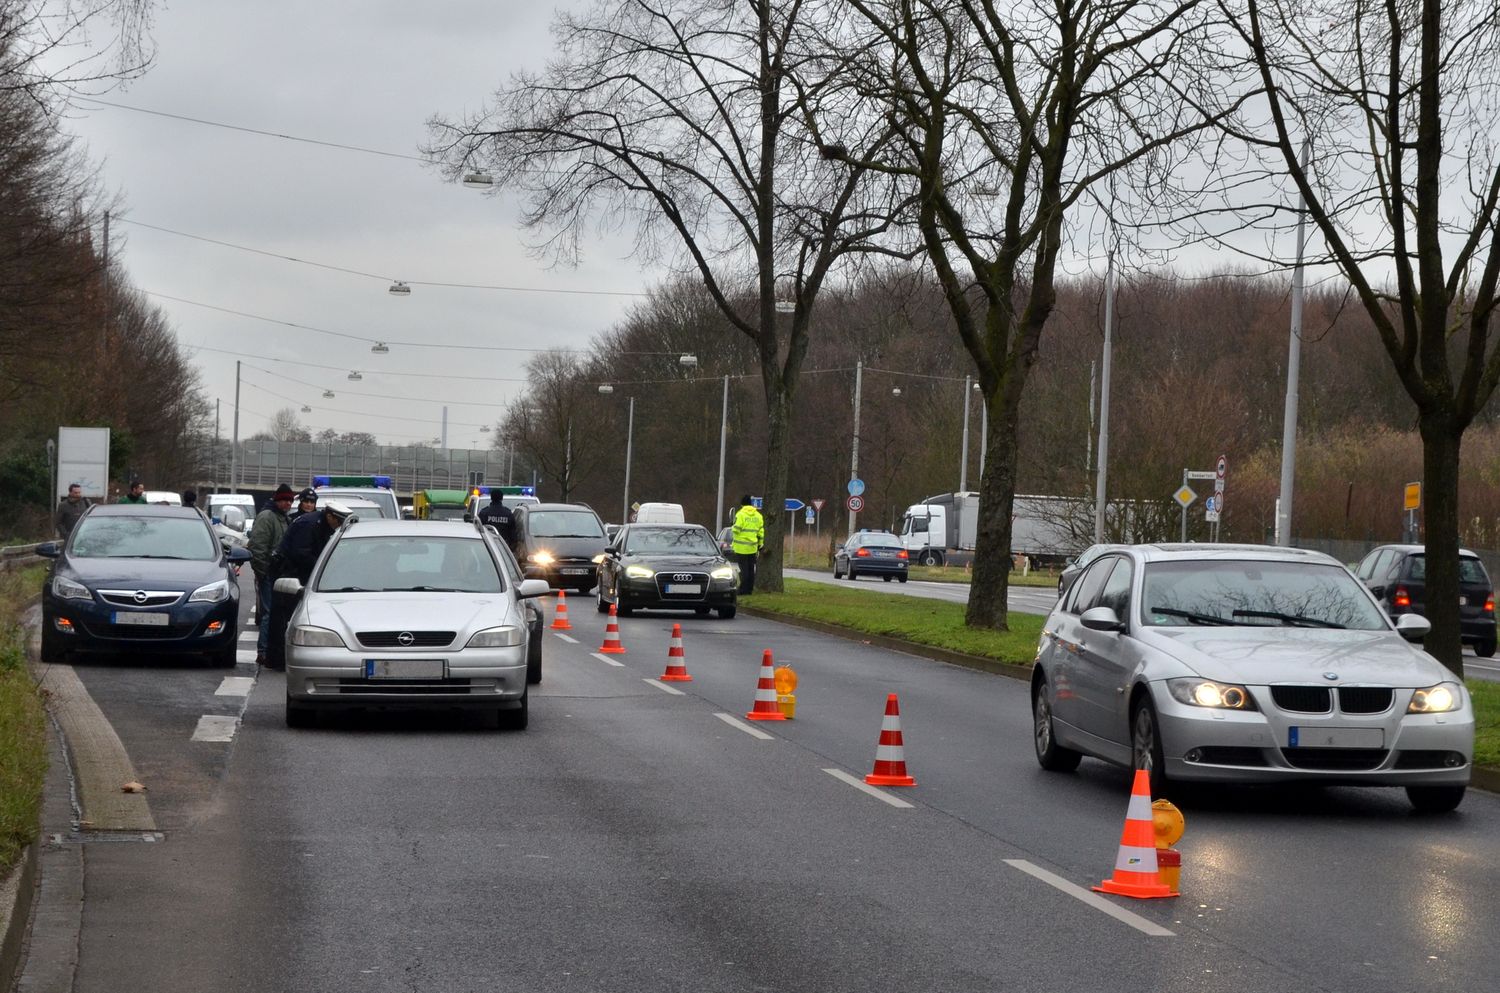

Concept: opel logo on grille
[[672, 573, 694, 582], [133, 590, 148, 604], [397, 631, 415, 647], [1323, 672, 1339, 681]]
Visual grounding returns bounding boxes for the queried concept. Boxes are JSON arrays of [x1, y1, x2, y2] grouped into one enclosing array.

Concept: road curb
[[739, 604, 1500, 795], [0, 837, 39, 993]]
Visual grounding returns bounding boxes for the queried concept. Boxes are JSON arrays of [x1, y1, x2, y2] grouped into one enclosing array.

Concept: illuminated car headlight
[[291, 625, 346, 648], [1166, 678, 1256, 710], [625, 565, 655, 579], [52, 576, 92, 601], [467, 625, 524, 648], [592, 553, 606, 564], [528, 551, 555, 566], [1408, 682, 1463, 714], [188, 579, 230, 604], [710, 566, 735, 581]]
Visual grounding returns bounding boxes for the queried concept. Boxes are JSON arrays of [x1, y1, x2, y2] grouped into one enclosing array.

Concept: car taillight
[[897, 549, 909, 559], [1486, 595, 1495, 614], [856, 548, 871, 557], [1393, 586, 1411, 608]]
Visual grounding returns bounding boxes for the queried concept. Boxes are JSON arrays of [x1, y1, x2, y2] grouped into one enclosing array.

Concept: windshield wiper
[[1148, 606, 1243, 626], [397, 586, 468, 592], [1232, 609, 1344, 629], [321, 586, 373, 592], [544, 533, 602, 538], [119, 554, 191, 560]]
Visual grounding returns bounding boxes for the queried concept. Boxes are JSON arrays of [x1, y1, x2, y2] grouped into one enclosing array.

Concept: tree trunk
[[757, 384, 792, 593], [965, 392, 1016, 629], [1418, 413, 1465, 677]]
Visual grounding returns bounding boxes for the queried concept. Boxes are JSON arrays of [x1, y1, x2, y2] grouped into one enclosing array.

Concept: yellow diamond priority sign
[[1174, 485, 1198, 509]]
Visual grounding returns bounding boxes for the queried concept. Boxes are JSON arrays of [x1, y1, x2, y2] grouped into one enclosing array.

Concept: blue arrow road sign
[[847, 478, 865, 496], [785, 498, 805, 512]]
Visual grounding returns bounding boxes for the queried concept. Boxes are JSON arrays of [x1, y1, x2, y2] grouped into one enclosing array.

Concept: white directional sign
[[1174, 485, 1198, 509]]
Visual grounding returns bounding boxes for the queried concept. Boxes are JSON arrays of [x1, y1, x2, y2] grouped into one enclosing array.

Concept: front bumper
[[286, 642, 528, 710], [523, 561, 597, 589], [44, 591, 239, 657], [618, 575, 737, 611], [1153, 681, 1474, 787]]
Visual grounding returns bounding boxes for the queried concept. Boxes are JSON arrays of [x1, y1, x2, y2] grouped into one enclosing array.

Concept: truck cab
[[413, 488, 472, 521], [898, 492, 979, 566]]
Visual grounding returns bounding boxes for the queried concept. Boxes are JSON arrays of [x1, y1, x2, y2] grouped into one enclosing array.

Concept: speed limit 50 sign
[[846, 494, 865, 513]]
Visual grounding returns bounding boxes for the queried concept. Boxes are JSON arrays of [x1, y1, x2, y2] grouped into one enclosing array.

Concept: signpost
[[56, 427, 111, 501], [847, 478, 865, 496], [785, 498, 805, 512], [1404, 481, 1421, 541]]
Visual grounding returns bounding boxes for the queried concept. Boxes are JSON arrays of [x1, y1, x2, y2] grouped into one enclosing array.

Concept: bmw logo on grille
[[672, 574, 694, 582], [133, 590, 149, 604], [397, 632, 415, 647], [1322, 672, 1339, 681]]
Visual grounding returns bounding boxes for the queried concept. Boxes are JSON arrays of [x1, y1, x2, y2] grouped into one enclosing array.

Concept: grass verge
[[0, 565, 47, 874], [748, 578, 1042, 665], [1469, 679, 1499, 769]]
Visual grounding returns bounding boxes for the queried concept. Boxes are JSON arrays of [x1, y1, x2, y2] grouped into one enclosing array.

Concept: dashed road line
[[822, 768, 914, 808], [190, 715, 240, 743], [236, 648, 259, 664], [238, 631, 256, 643], [713, 712, 774, 740], [590, 652, 626, 668], [553, 632, 579, 644], [1002, 859, 1175, 937], [644, 678, 685, 696], [214, 677, 256, 697]]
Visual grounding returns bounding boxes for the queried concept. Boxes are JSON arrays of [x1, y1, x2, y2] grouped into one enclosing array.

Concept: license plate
[[364, 659, 445, 679], [1288, 726, 1383, 749], [665, 584, 702, 595], [113, 611, 169, 627], [560, 568, 589, 575]]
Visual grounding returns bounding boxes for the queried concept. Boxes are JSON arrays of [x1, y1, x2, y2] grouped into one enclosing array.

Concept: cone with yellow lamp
[[1093, 769, 1175, 899], [744, 650, 787, 721], [598, 603, 627, 654], [863, 693, 916, 786], [550, 589, 572, 631], [660, 623, 692, 682]]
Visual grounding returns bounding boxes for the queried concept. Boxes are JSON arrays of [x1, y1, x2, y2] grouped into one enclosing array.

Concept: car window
[[624, 527, 717, 555], [525, 510, 605, 539], [316, 536, 502, 593], [71, 516, 218, 560], [316, 489, 398, 519], [1406, 555, 1491, 585], [1354, 549, 1381, 580], [860, 536, 903, 549], [1372, 549, 1398, 581], [1065, 559, 1115, 614], [1095, 556, 1134, 620], [1141, 559, 1388, 629]]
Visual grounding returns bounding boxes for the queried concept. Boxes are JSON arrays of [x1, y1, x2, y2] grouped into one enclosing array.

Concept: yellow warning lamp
[[1151, 798, 1185, 848], [774, 664, 798, 718]]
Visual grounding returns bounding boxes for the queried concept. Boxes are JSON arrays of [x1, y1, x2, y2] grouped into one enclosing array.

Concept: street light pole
[[1093, 239, 1115, 544], [715, 375, 729, 535], [960, 375, 971, 491], [1277, 137, 1313, 547], [849, 359, 863, 537], [623, 396, 635, 524], [231, 360, 241, 490]]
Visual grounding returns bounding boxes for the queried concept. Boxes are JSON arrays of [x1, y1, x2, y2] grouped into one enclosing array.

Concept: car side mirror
[[36, 542, 60, 558], [1395, 613, 1431, 642], [1080, 606, 1124, 632], [517, 579, 552, 599], [273, 577, 304, 595], [227, 546, 252, 563]]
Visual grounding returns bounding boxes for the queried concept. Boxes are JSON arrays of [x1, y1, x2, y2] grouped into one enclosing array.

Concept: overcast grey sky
[[59, 1, 655, 449]]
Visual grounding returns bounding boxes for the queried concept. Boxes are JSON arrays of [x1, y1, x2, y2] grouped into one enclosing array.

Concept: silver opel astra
[[1031, 544, 1474, 812]]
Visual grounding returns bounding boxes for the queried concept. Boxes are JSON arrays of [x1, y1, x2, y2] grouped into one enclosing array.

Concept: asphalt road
[[26, 575, 1500, 992]]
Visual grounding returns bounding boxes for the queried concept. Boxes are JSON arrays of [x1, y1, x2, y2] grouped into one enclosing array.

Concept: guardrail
[[0, 544, 43, 572]]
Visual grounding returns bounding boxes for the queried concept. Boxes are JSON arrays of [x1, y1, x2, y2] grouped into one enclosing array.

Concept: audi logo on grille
[[397, 632, 415, 647], [133, 590, 149, 604], [672, 573, 695, 582]]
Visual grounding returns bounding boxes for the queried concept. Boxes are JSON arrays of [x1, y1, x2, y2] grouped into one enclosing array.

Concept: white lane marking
[[191, 715, 241, 743], [645, 678, 685, 696], [713, 712, 774, 740], [553, 632, 579, 644], [1002, 859, 1175, 937], [214, 677, 256, 697], [238, 631, 256, 643], [590, 652, 625, 668], [823, 768, 914, 808], [237, 648, 259, 663], [1466, 660, 1500, 674]]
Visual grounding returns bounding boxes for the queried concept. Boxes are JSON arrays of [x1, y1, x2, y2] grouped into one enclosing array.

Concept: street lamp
[[347, 371, 363, 381], [598, 384, 635, 524], [322, 389, 335, 399], [371, 342, 390, 354], [679, 354, 698, 367], [388, 281, 411, 296], [462, 171, 495, 188]]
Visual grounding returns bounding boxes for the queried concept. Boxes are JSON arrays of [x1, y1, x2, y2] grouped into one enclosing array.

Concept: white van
[[633, 502, 686, 524], [207, 493, 259, 530]]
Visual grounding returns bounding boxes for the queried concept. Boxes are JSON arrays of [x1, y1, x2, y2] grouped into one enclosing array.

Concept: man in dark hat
[[248, 484, 296, 664], [180, 489, 199, 512]]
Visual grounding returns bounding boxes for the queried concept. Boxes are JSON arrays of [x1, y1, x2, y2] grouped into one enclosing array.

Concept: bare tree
[[427, 0, 905, 591], [818, 0, 1233, 629], [500, 351, 612, 502], [1204, 0, 1500, 674], [0, 1, 156, 98]]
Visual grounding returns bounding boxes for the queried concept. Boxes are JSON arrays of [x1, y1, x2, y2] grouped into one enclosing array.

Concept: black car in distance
[[596, 524, 738, 618], [1354, 544, 1497, 656], [511, 503, 610, 593], [37, 504, 252, 666], [834, 531, 909, 582]]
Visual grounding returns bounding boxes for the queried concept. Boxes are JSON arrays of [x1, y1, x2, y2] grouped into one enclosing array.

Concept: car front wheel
[[285, 698, 316, 729], [1033, 677, 1082, 772], [40, 623, 66, 665], [499, 688, 529, 731], [596, 586, 610, 614], [1405, 784, 1465, 813], [1477, 639, 1497, 658], [1131, 696, 1170, 800]]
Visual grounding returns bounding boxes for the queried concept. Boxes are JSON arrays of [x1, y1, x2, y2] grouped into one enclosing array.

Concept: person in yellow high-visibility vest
[[730, 494, 765, 594]]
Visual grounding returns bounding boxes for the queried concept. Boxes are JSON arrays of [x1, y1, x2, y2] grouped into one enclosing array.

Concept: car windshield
[[70, 515, 218, 560], [317, 536, 502, 593], [527, 511, 605, 538], [626, 527, 717, 555], [317, 489, 398, 519], [1142, 559, 1388, 630], [1408, 555, 1489, 585]]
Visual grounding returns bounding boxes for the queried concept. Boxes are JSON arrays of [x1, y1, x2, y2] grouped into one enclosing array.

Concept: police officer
[[288, 487, 319, 522], [265, 500, 352, 670], [730, 494, 765, 595], [477, 492, 516, 549]]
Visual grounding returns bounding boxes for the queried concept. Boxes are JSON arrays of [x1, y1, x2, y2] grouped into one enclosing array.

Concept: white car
[[277, 519, 550, 729], [1031, 543, 1474, 812]]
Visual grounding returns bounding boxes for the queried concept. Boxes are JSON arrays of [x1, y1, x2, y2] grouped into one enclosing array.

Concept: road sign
[[810, 498, 826, 512], [805, 510, 815, 525], [846, 494, 865, 513], [751, 496, 763, 510], [1205, 509, 1221, 523], [1185, 470, 1217, 480], [1204, 495, 1218, 513], [847, 478, 865, 497], [1216, 454, 1227, 479], [1404, 481, 1421, 511], [1174, 485, 1197, 509], [785, 498, 805, 512]]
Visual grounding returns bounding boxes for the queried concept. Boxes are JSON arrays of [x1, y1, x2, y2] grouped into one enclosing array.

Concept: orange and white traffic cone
[[598, 603, 627, 654], [660, 623, 692, 682], [864, 693, 916, 786], [550, 589, 572, 631], [745, 649, 787, 721], [1092, 769, 1175, 899]]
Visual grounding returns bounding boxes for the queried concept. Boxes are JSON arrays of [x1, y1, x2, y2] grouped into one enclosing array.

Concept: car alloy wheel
[[1033, 678, 1081, 772], [1131, 697, 1169, 799]]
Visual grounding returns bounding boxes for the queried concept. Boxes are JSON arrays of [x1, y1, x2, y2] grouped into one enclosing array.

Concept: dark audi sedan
[[834, 532, 909, 582], [38, 504, 251, 666], [596, 524, 737, 618]]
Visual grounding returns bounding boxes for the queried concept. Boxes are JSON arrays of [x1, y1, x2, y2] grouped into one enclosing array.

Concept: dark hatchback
[[596, 524, 737, 618], [38, 504, 252, 666], [1355, 543, 1496, 656], [512, 503, 609, 592], [834, 532, 909, 582]]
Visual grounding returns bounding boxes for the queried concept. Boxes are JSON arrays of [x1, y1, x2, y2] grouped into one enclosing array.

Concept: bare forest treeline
[[500, 270, 1500, 551], [1, 2, 206, 537]]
